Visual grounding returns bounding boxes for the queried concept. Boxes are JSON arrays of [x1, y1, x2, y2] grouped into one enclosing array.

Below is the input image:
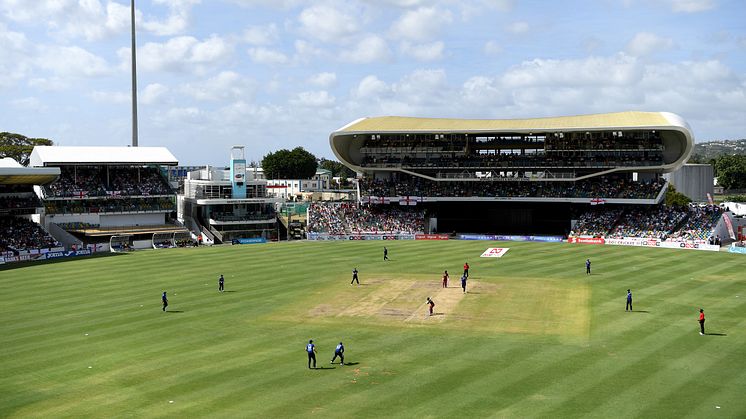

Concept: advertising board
[[480, 248, 510, 258]]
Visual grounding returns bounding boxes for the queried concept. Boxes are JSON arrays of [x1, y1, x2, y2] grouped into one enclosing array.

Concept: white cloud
[[389, 7, 453, 42], [182, 71, 255, 101], [0, 0, 197, 40], [141, 83, 169, 105], [243, 23, 279, 45], [126, 35, 233, 73], [506, 21, 529, 34], [400, 41, 444, 61], [666, 0, 715, 12], [290, 90, 336, 107], [308, 72, 337, 88], [293, 39, 324, 62], [28, 77, 69, 91], [626, 32, 674, 56], [0, 23, 31, 87], [10, 96, 47, 111], [500, 54, 642, 87], [38, 45, 112, 77], [298, 4, 359, 43], [484, 40, 502, 55], [91, 90, 130, 104], [248, 47, 289, 64], [354, 75, 391, 99], [340, 35, 391, 63]]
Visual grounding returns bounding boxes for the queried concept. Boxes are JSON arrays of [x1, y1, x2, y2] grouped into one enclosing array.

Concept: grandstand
[[178, 146, 278, 243], [329, 111, 694, 235], [29, 146, 187, 250], [0, 157, 62, 261]]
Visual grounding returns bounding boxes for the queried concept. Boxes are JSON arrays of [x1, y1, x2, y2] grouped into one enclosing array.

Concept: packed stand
[[0, 195, 43, 212], [44, 166, 173, 198], [0, 217, 61, 253], [668, 205, 723, 242], [361, 176, 665, 200], [308, 202, 425, 235], [570, 208, 623, 237], [45, 197, 175, 214], [607, 206, 688, 240]]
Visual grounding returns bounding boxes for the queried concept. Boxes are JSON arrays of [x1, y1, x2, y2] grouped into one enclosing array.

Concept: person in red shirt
[[463, 262, 469, 278], [426, 297, 435, 316], [442, 270, 449, 288], [699, 309, 705, 335]]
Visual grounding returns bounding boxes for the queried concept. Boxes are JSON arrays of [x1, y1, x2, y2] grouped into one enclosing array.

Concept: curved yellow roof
[[330, 111, 694, 177], [337, 111, 679, 133]]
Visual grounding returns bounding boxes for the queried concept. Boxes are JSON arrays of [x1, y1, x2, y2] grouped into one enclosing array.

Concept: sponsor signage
[[414, 234, 449, 240], [463, 234, 564, 242], [480, 247, 510, 258], [567, 236, 605, 245], [307, 233, 417, 241], [728, 244, 746, 254], [571, 236, 721, 252], [231, 238, 267, 245], [1, 249, 94, 263]]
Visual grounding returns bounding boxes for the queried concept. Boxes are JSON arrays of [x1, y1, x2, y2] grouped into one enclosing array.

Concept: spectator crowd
[[45, 197, 175, 215], [308, 202, 425, 235], [44, 166, 173, 198], [570, 204, 724, 243], [361, 176, 665, 200], [0, 217, 60, 253]]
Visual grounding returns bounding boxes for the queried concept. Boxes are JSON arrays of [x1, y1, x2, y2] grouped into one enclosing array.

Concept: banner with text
[[480, 248, 510, 258]]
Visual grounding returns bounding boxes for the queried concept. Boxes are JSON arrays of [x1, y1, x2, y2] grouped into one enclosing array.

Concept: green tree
[[0, 132, 53, 166], [665, 185, 691, 206], [713, 154, 746, 190], [318, 158, 355, 179], [261, 147, 317, 179]]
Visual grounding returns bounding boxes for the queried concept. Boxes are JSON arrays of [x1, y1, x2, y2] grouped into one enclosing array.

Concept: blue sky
[[1, 0, 744, 165]]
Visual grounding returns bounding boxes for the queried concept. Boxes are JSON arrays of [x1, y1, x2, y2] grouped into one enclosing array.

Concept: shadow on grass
[[629, 310, 650, 313], [166, 310, 184, 313], [222, 290, 237, 293], [342, 362, 359, 366], [706, 333, 727, 336], [312, 366, 335, 370]]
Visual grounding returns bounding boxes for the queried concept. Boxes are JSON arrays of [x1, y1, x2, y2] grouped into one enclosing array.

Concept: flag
[[706, 193, 714, 205], [75, 191, 88, 199], [590, 198, 606, 205], [723, 213, 737, 240], [399, 196, 418, 206]]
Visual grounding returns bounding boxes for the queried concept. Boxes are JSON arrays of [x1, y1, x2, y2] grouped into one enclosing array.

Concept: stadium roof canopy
[[334, 111, 689, 133], [0, 157, 60, 185], [330, 111, 694, 175], [29, 146, 179, 167]]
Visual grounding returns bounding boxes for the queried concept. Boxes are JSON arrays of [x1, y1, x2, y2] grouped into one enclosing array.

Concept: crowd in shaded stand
[[363, 151, 663, 169], [361, 177, 665, 200], [45, 197, 175, 214], [0, 195, 42, 210], [308, 202, 425, 235], [570, 208, 624, 237], [44, 167, 173, 198], [0, 217, 60, 253]]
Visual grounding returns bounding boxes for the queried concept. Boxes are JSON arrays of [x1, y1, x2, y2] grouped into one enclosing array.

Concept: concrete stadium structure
[[329, 111, 695, 235]]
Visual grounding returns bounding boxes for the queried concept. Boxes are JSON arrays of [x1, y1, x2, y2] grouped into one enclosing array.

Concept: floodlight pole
[[131, 0, 139, 147]]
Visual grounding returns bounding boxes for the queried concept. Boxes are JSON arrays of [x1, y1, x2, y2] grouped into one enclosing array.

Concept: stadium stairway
[[47, 222, 83, 251]]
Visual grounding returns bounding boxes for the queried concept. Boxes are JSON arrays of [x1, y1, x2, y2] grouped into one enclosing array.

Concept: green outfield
[[1, 240, 745, 418]]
